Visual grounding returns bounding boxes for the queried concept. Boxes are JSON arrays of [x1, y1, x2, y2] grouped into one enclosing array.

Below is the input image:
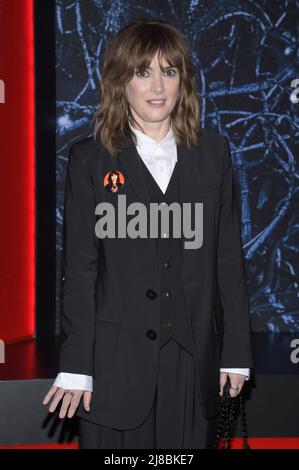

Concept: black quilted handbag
[[213, 381, 250, 449]]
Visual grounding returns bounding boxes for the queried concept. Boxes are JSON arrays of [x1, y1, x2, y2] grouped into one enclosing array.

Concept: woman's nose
[[150, 74, 164, 92]]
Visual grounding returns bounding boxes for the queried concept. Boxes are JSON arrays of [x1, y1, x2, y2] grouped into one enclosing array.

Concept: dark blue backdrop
[[55, 0, 299, 334]]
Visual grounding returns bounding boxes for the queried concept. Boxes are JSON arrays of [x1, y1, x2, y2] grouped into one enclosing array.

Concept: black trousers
[[78, 338, 218, 449]]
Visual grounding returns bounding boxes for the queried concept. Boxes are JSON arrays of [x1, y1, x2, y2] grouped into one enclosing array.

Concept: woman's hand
[[219, 372, 246, 398], [42, 385, 92, 419]]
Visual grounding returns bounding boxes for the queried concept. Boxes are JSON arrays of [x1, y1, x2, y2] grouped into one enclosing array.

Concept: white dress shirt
[[54, 125, 250, 391]]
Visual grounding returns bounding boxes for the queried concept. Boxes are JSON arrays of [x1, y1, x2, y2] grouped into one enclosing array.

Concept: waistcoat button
[[146, 289, 158, 300], [146, 329, 157, 340]]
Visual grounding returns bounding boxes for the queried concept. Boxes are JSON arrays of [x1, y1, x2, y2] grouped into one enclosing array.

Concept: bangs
[[125, 30, 183, 76]]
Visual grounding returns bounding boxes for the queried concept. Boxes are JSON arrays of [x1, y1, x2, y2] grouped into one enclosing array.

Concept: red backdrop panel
[[0, 0, 35, 343]]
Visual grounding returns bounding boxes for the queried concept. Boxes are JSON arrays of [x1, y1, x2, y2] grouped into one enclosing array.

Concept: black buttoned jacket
[[59, 128, 254, 429]]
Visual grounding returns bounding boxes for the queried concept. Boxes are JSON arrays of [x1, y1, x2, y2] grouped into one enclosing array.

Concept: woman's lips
[[146, 99, 166, 108]]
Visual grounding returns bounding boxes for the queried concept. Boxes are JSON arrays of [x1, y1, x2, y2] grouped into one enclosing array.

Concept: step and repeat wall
[[56, 0, 298, 335]]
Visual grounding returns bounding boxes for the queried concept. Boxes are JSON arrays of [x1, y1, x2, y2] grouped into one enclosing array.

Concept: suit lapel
[[177, 136, 203, 267], [177, 138, 200, 204], [115, 136, 159, 260], [116, 136, 151, 214]]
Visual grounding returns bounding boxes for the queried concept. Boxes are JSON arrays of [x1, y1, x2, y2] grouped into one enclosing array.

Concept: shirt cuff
[[54, 372, 93, 392], [220, 368, 250, 381]]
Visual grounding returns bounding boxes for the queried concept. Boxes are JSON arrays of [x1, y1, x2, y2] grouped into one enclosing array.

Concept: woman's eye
[[136, 70, 148, 77], [136, 69, 177, 77], [166, 69, 177, 76]]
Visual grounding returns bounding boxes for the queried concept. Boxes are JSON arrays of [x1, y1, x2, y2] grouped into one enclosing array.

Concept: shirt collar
[[129, 122, 177, 165]]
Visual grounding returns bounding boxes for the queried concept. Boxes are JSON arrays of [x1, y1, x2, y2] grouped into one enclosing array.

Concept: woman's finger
[[66, 391, 84, 418], [42, 385, 58, 405], [58, 391, 75, 419], [48, 387, 65, 413], [229, 381, 244, 398], [219, 372, 228, 396], [83, 391, 92, 412]]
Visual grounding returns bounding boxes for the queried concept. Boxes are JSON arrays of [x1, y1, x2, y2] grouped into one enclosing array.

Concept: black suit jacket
[[59, 128, 254, 428]]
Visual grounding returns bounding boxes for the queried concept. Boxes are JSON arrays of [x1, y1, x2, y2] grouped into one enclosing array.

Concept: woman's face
[[125, 51, 180, 129], [111, 173, 118, 184]]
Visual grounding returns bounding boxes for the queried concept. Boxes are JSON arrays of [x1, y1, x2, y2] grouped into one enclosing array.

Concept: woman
[[104, 171, 124, 193], [43, 19, 254, 449]]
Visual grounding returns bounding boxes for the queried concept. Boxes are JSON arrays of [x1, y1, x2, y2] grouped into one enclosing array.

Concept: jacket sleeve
[[217, 136, 254, 369], [59, 142, 99, 376]]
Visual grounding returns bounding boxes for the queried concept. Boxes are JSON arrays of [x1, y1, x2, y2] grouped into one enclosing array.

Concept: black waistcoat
[[138, 157, 194, 354]]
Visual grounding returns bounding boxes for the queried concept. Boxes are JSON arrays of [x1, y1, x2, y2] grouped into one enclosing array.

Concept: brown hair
[[92, 19, 200, 156]]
